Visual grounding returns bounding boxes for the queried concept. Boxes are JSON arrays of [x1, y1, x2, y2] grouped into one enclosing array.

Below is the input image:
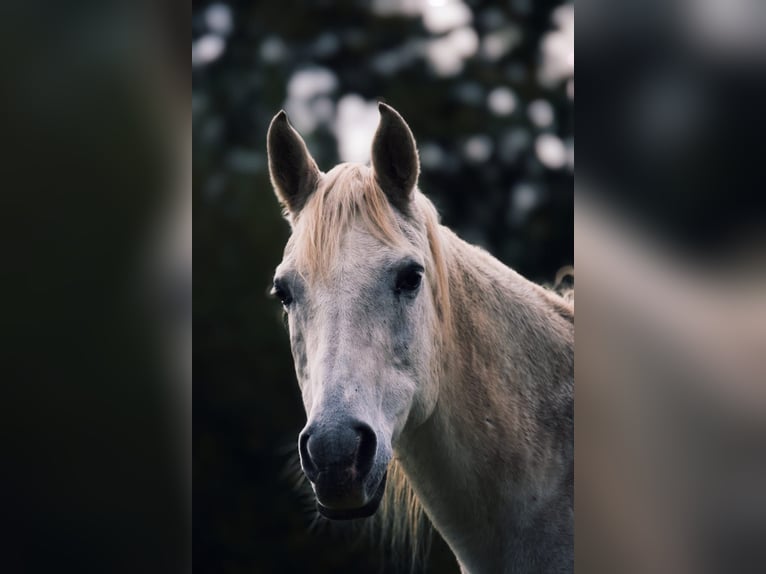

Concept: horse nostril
[[299, 421, 378, 483], [299, 430, 319, 483], [354, 423, 377, 476]]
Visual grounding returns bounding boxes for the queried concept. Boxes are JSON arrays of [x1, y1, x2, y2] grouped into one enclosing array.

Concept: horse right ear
[[267, 110, 321, 216], [371, 103, 420, 213]]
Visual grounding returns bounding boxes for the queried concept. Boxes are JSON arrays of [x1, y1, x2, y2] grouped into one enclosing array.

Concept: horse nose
[[299, 421, 377, 483]]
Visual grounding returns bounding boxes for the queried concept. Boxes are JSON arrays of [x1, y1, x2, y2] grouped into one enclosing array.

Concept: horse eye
[[395, 264, 424, 294], [271, 280, 293, 307]]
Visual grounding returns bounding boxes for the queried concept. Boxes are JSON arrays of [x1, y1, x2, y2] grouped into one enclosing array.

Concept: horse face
[[274, 221, 439, 519], [268, 104, 439, 519]]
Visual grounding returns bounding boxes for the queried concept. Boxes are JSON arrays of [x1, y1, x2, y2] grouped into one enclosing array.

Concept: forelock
[[286, 162, 451, 329], [289, 163, 410, 277]]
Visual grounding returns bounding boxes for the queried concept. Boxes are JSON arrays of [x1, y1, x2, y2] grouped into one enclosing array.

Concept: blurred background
[[192, 0, 573, 572]]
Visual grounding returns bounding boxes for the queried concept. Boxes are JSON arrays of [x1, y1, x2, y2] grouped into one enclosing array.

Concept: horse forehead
[[339, 227, 400, 264], [311, 234, 399, 297], [324, 245, 393, 293]]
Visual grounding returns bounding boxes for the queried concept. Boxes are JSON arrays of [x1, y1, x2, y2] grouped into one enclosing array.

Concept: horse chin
[[316, 471, 387, 521]]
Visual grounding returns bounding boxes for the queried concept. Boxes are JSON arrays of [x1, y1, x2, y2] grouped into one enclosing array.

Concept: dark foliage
[[193, 1, 573, 571]]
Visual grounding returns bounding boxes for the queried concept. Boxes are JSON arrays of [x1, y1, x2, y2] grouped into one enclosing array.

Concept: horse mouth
[[316, 471, 387, 520]]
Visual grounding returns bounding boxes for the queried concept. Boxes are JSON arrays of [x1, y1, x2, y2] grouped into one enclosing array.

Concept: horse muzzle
[[298, 420, 389, 520]]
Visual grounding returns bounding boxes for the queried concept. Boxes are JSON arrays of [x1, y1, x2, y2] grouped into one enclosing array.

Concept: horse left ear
[[371, 103, 420, 212]]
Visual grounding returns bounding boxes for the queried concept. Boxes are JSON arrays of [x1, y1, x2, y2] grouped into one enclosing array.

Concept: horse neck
[[397, 228, 574, 574]]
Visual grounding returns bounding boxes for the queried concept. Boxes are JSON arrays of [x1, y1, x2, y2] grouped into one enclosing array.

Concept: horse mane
[[549, 265, 574, 322], [288, 162, 447, 568], [370, 458, 432, 571]]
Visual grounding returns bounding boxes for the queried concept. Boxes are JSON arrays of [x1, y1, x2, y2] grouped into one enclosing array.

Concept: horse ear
[[371, 103, 420, 212], [267, 110, 321, 215]]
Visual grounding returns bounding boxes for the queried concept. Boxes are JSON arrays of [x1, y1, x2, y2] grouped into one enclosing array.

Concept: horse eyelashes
[[271, 279, 294, 307]]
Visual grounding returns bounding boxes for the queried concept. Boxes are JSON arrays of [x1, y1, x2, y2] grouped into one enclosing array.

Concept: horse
[[266, 103, 573, 573]]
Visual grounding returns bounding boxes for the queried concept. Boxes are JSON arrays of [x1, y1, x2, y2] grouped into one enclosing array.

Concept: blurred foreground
[[1, 1, 189, 572], [577, 0, 766, 572], [0, 1, 764, 573]]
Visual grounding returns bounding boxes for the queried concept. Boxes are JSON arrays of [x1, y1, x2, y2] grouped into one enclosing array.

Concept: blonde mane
[[287, 163, 450, 566], [373, 458, 432, 570]]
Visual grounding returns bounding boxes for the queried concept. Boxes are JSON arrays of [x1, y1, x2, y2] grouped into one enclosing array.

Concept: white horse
[[267, 103, 573, 573]]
